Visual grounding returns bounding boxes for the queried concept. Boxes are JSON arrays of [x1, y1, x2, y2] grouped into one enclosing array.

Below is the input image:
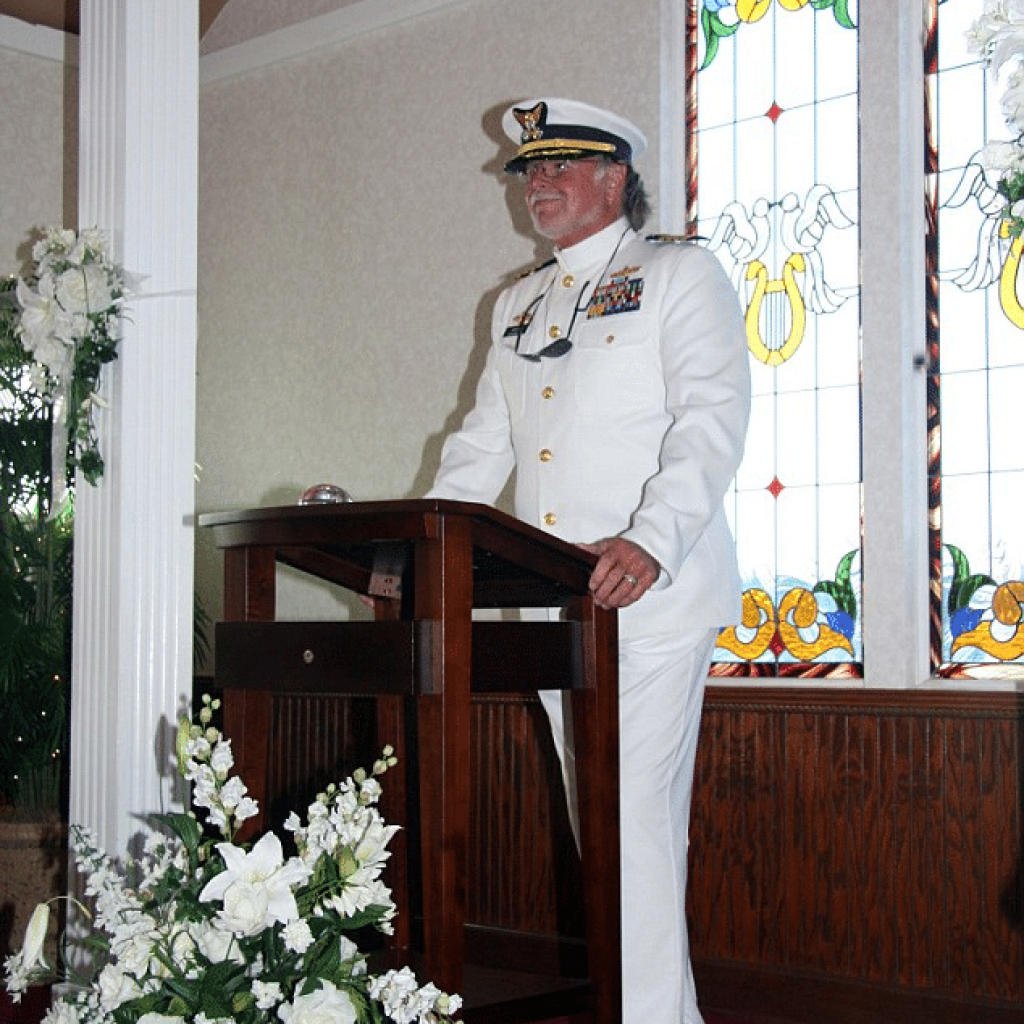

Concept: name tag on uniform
[[503, 292, 544, 340]]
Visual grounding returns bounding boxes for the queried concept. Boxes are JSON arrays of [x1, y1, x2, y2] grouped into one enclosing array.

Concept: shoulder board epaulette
[[517, 257, 556, 279], [645, 233, 696, 244]]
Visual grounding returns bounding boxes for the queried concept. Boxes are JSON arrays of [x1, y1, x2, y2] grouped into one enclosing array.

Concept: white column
[[71, 0, 198, 857], [859, 0, 930, 688], [658, 0, 688, 234]]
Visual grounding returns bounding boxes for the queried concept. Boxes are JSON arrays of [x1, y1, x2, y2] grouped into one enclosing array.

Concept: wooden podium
[[200, 500, 620, 1023]]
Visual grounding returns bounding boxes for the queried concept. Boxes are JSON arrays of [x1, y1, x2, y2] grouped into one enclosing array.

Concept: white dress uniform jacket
[[429, 217, 750, 638]]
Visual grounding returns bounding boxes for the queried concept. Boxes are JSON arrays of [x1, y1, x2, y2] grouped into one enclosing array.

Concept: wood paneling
[[258, 692, 583, 944], [247, 686, 1024, 1021], [689, 688, 1024, 1021]]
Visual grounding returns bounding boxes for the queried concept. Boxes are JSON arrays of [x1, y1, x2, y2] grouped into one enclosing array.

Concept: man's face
[[522, 157, 626, 248]]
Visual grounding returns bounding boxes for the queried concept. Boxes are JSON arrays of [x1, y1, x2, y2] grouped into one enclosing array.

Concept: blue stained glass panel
[[695, 0, 862, 675], [935, 0, 1024, 671]]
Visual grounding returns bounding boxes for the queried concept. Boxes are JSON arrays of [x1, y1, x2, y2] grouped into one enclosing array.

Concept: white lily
[[20, 903, 50, 973], [199, 832, 311, 936]]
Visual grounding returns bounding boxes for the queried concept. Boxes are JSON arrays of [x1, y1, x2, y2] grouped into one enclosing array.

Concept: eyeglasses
[[515, 157, 600, 183], [509, 281, 591, 361]]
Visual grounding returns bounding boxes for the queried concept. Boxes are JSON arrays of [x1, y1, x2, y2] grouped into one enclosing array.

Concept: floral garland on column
[[14, 226, 130, 509], [967, 1, 1024, 237]]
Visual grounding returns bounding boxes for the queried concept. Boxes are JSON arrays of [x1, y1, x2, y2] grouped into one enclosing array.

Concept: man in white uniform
[[428, 98, 750, 1024]]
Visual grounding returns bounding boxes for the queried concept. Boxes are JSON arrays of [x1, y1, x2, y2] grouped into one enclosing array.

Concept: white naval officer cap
[[501, 98, 648, 174]]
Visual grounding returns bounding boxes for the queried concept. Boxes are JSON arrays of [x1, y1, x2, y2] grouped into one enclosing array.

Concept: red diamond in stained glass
[[766, 102, 784, 123], [768, 629, 786, 657], [767, 476, 785, 498]]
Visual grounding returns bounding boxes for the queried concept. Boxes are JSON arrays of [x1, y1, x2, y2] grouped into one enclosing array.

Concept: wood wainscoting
[[238, 685, 1024, 1023], [689, 686, 1024, 1024]]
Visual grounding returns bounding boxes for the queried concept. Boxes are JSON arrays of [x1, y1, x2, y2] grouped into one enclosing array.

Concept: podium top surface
[[198, 499, 598, 607]]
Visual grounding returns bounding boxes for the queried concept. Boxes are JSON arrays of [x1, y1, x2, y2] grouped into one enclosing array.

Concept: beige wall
[[0, 0, 660, 632], [195, 0, 661, 625], [0, 46, 76, 277]]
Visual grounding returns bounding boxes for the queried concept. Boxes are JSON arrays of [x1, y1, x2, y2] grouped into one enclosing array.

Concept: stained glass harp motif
[[932, 0, 1024, 675], [689, 0, 862, 677]]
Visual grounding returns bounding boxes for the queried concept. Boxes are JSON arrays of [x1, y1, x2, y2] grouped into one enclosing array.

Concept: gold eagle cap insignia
[[513, 102, 547, 143]]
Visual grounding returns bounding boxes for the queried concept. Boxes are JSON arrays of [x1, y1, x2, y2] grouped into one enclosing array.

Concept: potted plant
[[0, 272, 71, 814], [0, 274, 72, 1020]]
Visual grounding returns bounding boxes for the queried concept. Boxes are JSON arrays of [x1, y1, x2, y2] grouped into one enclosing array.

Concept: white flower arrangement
[[4, 695, 461, 1024], [967, 1, 1024, 237], [13, 226, 130, 506]]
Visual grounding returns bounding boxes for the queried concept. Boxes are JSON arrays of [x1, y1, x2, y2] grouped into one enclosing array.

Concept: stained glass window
[[933, 0, 1024, 675], [691, 1, 861, 677]]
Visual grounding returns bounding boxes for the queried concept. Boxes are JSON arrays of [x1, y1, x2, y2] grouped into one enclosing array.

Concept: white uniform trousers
[[539, 627, 717, 1024]]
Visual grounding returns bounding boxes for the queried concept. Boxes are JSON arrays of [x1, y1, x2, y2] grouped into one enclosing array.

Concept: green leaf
[[197, 959, 246, 1017], [946, 544, 970, 584], [950, 572, 996, 615], [699, 9, 738, 72], [810, 0, 856, 27], [152, 810, 203, 852], [337, 903, 395, 931], [812, 549, 858, 618], [833, 0, 855, 28], [700, 32, 721, 71], [945, 545, 996, 614], [834, 549, 856, 591]]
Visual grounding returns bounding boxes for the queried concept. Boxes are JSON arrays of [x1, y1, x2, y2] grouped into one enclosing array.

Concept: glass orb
[[298, 483, 353, 505]]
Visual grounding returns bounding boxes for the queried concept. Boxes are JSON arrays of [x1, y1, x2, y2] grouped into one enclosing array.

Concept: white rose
[[112, 930, 157, 977], [217, 879, 270, 936], [97, 963, 143, 1010], [79, 227, 107, 256], [169, 926, 197, 966], [55, 264, 113, 315], [982, 140, 1024, 172], [252, 980, 283, 1010], [192, 921, 242, 965], [278, 981, 357, 1024], [52, 311, 89, 344], [281, 919, 313, 954], [137, 1015, 186, 1024], [32, 228, 74, 263]]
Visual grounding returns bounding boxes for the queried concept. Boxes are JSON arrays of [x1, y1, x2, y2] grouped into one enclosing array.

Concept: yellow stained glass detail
[[717, 588, 776, 659], [717, 586, 854, 660], [999, 234, 1024, 329], [736, 0, 809, 23], [779, 588, 854, 660], [951, 581, 1024, 660], [745, 253, 807, 366]]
